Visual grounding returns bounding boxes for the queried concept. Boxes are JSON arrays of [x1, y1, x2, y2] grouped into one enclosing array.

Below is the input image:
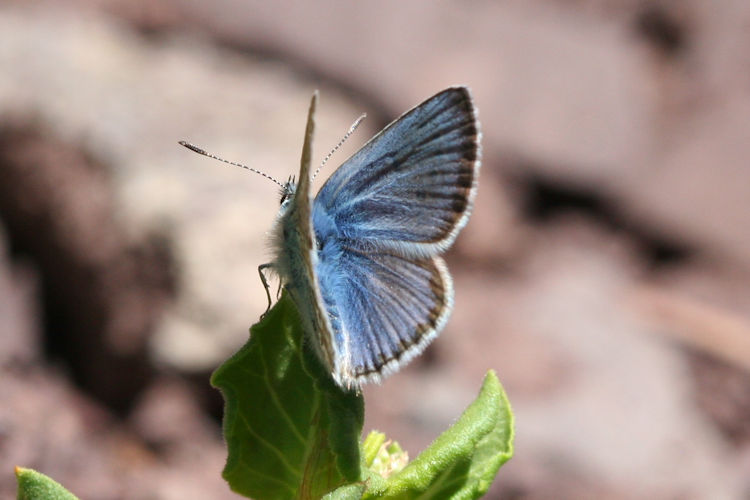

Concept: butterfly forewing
[[313, 87, 479, 259]]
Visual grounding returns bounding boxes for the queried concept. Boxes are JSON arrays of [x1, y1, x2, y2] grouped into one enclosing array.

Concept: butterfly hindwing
[[315, 238, 453, 384], [313, 87, 480, 258]]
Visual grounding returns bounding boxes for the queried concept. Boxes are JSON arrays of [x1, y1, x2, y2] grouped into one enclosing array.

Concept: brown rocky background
[[2, 1, 750, 498]]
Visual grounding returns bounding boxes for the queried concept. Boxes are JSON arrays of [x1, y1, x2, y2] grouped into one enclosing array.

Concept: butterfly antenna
[[178, 141, 286, 189], [312, 113, 366, 181]]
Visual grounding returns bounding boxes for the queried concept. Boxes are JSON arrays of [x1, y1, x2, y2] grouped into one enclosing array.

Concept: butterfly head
[[279, 175, 297, 208]]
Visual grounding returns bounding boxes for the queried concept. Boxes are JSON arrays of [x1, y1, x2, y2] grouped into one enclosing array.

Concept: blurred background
[[2, 0, 750, 498]]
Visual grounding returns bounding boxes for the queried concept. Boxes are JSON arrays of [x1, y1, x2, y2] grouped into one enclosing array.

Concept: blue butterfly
[[271, 87, 480, 389], [182, 87, 480, 389]]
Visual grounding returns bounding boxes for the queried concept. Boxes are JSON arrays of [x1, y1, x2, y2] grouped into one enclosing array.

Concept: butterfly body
[[271, 87, 480, 389]]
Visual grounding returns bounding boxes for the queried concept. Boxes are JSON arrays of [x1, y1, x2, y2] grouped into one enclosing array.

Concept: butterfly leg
[[275, 277, 283, 300], [258, 263, 274, 316]]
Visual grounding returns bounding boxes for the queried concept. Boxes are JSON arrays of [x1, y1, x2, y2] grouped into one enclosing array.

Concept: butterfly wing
[[274, 91, 340, 375], [314, 86, 480, 259], [310, 87, 479, 385], [315, 240, 453, 385]]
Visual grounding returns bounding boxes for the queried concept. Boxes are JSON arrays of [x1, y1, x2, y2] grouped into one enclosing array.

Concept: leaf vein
[[237, 411, 302, 479]]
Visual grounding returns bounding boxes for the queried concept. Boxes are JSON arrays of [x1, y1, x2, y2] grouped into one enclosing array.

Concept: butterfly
[[182, 87, 480, 389]]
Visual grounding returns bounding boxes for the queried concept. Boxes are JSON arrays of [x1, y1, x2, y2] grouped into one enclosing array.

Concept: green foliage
[[212, 294, 514, 499], [15, 467, 78, 500], [210, 294, 364, 499], [362, 371, 513, 499], [14, 294, 514, 500]]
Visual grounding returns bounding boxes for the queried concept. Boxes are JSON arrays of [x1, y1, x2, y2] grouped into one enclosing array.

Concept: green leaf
[[15, 467, 79, 500], [211, 294, 364, 500], [321, 483, 366, 500], [366, 371, 514, 499]]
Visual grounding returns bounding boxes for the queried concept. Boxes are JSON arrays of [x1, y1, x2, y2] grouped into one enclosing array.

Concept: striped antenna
[[312, 113, 366, 181], [178, 141, 285, 189]]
